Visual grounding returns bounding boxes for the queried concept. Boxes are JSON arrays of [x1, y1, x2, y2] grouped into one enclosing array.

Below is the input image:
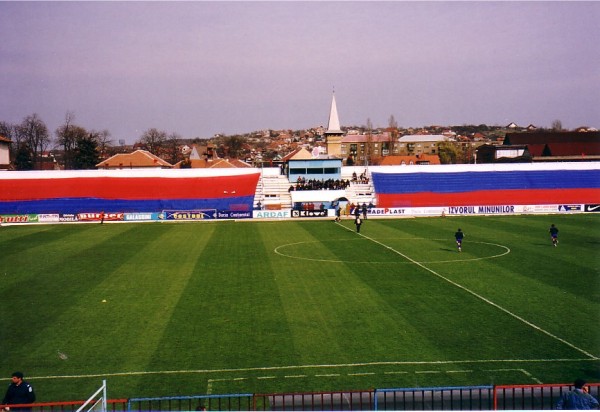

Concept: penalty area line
[[337, 223, 598, 360], [30, 357, 597, 380]]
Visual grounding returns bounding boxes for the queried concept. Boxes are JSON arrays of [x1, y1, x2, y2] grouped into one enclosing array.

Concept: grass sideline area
[[1, 214, 599, 401]]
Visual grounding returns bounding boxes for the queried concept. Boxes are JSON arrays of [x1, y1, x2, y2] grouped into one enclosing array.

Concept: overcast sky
[[1, 1, 599, 144]]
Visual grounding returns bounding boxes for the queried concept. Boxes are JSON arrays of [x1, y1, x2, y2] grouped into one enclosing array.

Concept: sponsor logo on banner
[[38, 214, 60, 222], [124, 213, 155, 221], [584, 204, 600, 212], [292, 210, 328, 218], [520, 204, 560, 213], [59, 214, 78, 222], [411, 208, 444, 216], [161, 210, 216, 220], [78, 212, 124, 222], [448, 205, 515, 215], [217, 211, 252, 219], [558, 204, 582, 212], [0, 214, 39, 223], [254, 210, 291, 219], [370, 208, 406, 215]]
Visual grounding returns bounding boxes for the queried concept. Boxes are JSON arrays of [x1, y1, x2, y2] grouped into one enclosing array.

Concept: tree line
[[0, 112, 188, 170]]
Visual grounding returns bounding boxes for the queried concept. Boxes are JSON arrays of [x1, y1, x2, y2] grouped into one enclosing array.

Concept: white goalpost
[[76, 380, 107, 412]]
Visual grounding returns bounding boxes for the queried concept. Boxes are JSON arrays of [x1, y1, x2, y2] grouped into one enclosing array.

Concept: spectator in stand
[[556, 379, 599, 410], [2, 371, 35, 412]]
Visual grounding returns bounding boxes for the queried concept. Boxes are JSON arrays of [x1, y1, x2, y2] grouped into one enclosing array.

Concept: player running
[[455, 228, 464, 252], [549, 224, 559, 247]]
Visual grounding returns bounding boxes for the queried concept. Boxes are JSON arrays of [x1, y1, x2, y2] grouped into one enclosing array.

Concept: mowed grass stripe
[[30, 224, 216, 375], [146, 222, 299, 373], [261, 221, 438, 365], [2, 223, 146, 368]]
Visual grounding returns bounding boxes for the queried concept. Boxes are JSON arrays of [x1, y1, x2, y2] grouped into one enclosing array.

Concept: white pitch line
[[30, 358, 596, 380], [518, 369, 543, 384], [485, 368, 543, 384], [343, 225, 598, 360]]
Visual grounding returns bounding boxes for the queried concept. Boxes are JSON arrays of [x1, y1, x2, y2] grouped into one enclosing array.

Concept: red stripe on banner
[[0, 174, 260, 201], [376, 188, 600, 208]]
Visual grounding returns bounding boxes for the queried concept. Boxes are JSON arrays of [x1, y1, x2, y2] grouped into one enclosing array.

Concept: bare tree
[[365, 118, 373, 166], [56, 112, 87, 169], [92, 129, 113, 159], [388, 114, 398, 156], [139, 128, 167, 155], [551, 119, 563, 132], [164, 132, 182, 165], [19, 113, 50, 168]]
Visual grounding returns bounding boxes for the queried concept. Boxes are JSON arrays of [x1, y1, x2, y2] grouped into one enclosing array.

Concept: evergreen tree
[[14, 143, 34, 170], [73, 134, 100, 169]]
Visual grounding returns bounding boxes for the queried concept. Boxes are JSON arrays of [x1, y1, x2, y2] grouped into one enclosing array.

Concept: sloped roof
[[379, 154, 441, 165], [544, 142, 600, 156], [189, 143, 219, 160], [342, 134, 393, 143], [0, 135, 12, 143], [282, 147, 312, 162], [227, 159, 253, 168], [398, 134, 449, 143], [525, 144, 546, 157], [504, 131, 600, 145], [175, 158, 250, 169], [96, 150, 172, 169]]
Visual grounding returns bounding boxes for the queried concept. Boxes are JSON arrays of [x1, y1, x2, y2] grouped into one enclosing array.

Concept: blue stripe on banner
[[371, 169, 600, 194], [0, 196, 255, 214]]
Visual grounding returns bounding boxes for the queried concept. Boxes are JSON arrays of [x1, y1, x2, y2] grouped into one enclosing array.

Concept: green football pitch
[[1, 214, 599, 401]]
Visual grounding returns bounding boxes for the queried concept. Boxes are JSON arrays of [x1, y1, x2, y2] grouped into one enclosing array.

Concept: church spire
[[326, 91, 342, 134], [324, 91, 344, 158]]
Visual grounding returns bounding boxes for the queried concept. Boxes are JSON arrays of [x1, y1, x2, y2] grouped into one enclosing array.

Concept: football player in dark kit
[[549, 223, 559, 247], [455, 228, 464, 252], [2, 372, 35, 411]]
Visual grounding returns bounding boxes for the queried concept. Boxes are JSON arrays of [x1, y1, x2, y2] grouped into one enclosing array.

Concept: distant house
[[0, 135, 11, 170], [476, 144, 532, 163], [96, 150, 173, 169], [396, 135, 449, 156], [379, 154, 441, 166], [504, 131, 600, 162], [477, 131, 600, 163], [282, 147, 313, 162], [341, 133, 396, 160], [173, 158, 252, 169], [189, 143, 218, 161]]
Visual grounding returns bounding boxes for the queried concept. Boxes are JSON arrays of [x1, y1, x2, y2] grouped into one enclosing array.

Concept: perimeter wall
[[1, 162, 599, 224], [0, 168, 261, 223]]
